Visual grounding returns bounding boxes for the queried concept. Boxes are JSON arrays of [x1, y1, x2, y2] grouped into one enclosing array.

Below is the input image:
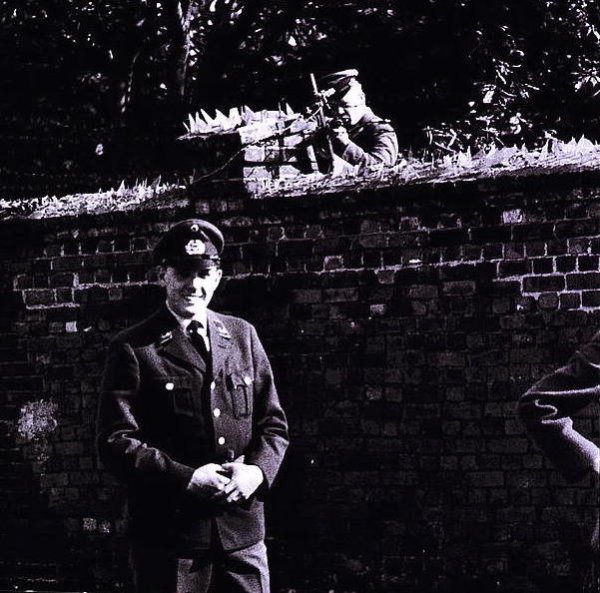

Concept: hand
[[329, 125, 349, 146], [220, 463, 264, 504], [186, 463, 231, 499]]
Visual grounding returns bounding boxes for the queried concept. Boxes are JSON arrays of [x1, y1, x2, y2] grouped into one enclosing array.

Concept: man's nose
[[191, 275, 206, 291]]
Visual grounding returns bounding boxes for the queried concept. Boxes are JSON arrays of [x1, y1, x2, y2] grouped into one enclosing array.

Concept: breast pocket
[[155, 376, 195, 418], [226, 371, 253, 419]]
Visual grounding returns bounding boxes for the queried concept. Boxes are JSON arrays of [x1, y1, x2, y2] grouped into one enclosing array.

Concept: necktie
[[187, 320, 209, 359]]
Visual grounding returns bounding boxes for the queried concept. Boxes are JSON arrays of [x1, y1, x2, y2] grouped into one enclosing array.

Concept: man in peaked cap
[[97, 219, 289, 593], [316, 68, 398, 173]]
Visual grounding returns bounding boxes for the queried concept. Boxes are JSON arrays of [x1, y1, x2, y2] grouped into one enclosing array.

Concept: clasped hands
[[187, 462, 263, 504]]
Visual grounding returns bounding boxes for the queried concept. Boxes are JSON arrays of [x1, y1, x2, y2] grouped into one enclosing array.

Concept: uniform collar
[[165, 300, 208, 331]]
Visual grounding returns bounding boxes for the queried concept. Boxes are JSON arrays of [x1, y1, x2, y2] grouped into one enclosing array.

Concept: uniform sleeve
[[339, 123, 399, 168], [96, 340, 195, 490], [518, 339, 600, 482], [243, 325, 289, 489]]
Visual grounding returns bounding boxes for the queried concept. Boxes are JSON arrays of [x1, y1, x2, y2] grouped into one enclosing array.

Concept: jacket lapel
[[208, 310, 232, 379], [154, 306, 207, 373]]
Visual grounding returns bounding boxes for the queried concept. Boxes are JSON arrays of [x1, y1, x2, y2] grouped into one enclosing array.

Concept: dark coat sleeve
[[518, 338, 600, 482], [338, 121, 399, 168], [243, 324, 289, 489], [96, 340, 195, 490]]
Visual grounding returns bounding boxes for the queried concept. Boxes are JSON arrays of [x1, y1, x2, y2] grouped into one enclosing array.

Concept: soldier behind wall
[[305, 69, 399, 175]]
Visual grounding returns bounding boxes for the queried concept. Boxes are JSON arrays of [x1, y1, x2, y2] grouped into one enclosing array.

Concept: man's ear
[[156, 265, 167, 285]]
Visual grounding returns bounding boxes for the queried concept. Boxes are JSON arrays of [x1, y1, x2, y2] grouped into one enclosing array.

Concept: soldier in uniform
[[318, 69, 399, 172], [518, 339, 599, 558], [97, 219, 289, 593]]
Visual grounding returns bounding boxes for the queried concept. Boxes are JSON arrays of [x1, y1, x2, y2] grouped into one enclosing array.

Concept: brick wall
[[0, 173, 599, 592]]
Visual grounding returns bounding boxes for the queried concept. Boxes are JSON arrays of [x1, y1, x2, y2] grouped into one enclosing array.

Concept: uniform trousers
[[130, 539, 269, 593]]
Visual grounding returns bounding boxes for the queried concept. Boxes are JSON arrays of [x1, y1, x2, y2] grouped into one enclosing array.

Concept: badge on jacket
[[157, 331, 173, 346], [213, 319, 231, 339]]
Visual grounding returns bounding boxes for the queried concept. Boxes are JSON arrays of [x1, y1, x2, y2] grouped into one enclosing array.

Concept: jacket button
[[165, 382, 174, 391], [217, 436, 226, 445], [210, 381, 216, 390], [213, 408, 221, 418], [243, 375, 252, 386]]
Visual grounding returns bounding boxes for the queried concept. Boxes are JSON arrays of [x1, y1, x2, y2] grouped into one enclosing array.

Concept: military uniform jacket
[[97, 306, 289, 552], [333, 107, 399, 169], [518, 334, 600, 483]]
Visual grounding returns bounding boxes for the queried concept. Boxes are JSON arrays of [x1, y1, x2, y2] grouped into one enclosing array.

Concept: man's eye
[[175, 270, 193, 280]]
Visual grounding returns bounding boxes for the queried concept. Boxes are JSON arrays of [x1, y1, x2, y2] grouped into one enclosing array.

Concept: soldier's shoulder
[[371, 117, 395, 133], [109, 309, 167, 348], [211, 311, 254, 333], [363, 111, 395, 133]]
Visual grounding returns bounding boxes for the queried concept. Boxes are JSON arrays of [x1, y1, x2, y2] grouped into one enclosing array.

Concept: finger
[[222, 480, 237, 494], [210, 489, 228, 501], [226, 490, 242, 504], [214, 474, 231, 486]]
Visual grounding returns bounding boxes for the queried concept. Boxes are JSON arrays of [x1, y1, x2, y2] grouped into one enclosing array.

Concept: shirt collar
[[165, 300, 208, 332]]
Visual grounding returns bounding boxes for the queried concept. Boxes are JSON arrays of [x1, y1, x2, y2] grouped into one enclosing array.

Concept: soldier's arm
[[518, 338, 600, 482], [338, 123, 398, 168], [243, 324, 289, 489], [96, 340, 195, 490]]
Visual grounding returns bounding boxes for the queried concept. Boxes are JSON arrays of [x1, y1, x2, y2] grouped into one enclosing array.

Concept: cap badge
[[190, 224, 199, 232], [185, 239, 206, 255]]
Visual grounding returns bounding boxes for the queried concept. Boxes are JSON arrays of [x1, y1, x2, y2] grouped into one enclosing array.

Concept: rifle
[[309, 73, 336, 172]]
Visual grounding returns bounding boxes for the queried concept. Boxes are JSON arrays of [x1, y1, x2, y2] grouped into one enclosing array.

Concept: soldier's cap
[[318, 69, 361, 101], [153, 219, 224, 270]]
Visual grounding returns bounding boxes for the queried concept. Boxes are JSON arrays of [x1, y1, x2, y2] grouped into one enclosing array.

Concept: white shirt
[[165, 300, 210, 352]]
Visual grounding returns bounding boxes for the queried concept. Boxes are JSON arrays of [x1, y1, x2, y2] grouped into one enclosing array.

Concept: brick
[[522, 275, 565, 292], [582, 291, 600, 307], [578, 255, 599, 271], [532, 258, 553, 274], [52, 256, 83, 272], [559, 292, 580, 309], [23, 289, 55, 306], [511, 222, 554, 241], [525, 241, 546, 257], [408, 284, 438, 299], [555, 219, 597, 238], [556, 255, 576, 273], [467, 471, 505, 487], [429, 228, 468, 246], [566, 273, 600, 290], [538, 293, 559, 310], [498, 260, 529, 277], [442, 281, 476, 295], [49, 273, 75, 288]]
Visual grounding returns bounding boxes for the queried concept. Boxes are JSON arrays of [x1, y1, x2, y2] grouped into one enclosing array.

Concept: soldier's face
[[336, 101, 365, 126], [159, 265, 222, 318], [335, 85, 366, 126]]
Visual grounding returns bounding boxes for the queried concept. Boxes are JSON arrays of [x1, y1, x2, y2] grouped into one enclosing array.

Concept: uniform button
[[165, 382, 174, 391], [243, 375, 252, 386], [210, 381, 216, 391], [213, 408, 221, 418], [217, 436, 226, 445]]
